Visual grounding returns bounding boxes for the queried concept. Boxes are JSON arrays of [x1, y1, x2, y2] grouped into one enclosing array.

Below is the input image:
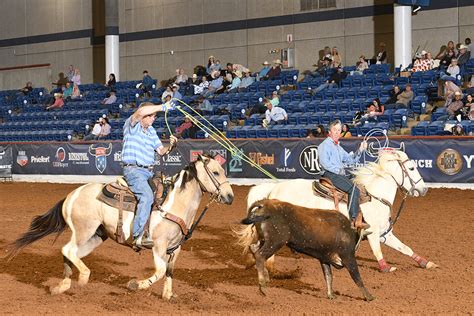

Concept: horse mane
[[352, 150, 403, 186], [178, 153, 215, 191]]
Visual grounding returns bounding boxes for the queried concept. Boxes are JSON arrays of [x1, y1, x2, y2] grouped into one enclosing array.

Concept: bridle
[[195, 157, 229, 201], [388, 157, 423, 195]]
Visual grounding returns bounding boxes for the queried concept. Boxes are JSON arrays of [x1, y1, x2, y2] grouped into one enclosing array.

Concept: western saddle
[[312, 177, 372, 212], [97, 174, 170, 245]]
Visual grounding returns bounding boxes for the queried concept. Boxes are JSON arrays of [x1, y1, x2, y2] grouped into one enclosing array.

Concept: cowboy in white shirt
[[264, 99, 287, 126]]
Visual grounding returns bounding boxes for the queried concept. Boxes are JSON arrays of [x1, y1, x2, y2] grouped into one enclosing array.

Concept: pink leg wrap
[[411, 253, 428, 268], [378, 259, 392, 272]]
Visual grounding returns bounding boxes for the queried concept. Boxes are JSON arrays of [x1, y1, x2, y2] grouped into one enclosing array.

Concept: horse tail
[[233, 200, 268, 253], [7, 198, 67, 260]]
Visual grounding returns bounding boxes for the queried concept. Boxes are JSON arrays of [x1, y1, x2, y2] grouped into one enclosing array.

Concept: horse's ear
[[400, 142, 405, 152], [197, 154, 203, 162]]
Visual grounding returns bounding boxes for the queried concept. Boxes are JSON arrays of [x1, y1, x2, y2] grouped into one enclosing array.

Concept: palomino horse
[[235, 149, 438, 273], [8, 154, 234, 299]]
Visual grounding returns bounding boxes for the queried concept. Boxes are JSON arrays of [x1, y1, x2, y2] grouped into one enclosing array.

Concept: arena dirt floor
[[0, 182, 473, 314]]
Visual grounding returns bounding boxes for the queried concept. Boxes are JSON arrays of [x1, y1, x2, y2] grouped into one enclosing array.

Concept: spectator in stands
[[466, 38, 474, 53], [351, 56, 368, 75], [196, 95, 213, 114], [101, 89, 117, 105], [106, 73, 116, 89], [46, 93, 64, 110], [174, 68, 188, 86], [206, 56, 221, 75], [425, 52, 434, 70], [386, 85, 402, 109], [375, 42, 387, 64], [312, 66, 347, 93], [71, 83, 81, 100], [270, 91, 280, 106], [439, 49, 455, 70], [248, 99, 267, 117], [440, 58, 460, 81], [172, 84, 183, 100], [257, 61, 271, 80], [203, 70, 224, 97], [232, 63, 250, 74], [263, 98, 287, 126], [263, 60, 282, 80], [452, 124, 465, 136], [66, 65, 75, 81], [313, 125, 326, 137], [222, 63, 234, 89], [63, 82, 73, 100], [436, 41, 456, 60], [331, 47, 342, 68], [446, 91, 464, 119], [395, 83, 414, 108], [194, 76, 209, 95], [71, 68, 81, 86], [412, 53, 426, 72], [52, 72, 68, 93], [140, 70, 154, 97], [357, 98, 384, 125], [239, 70, 255, 91], [443, 80, 462, 105], [312, 56, 332, 77], [19, 81, 33, 95], [227, 71, 242, 93], [341, 124, 352, 137], [161, 86, 173, 102], [466, 94, 474, 120], [457, 44, 471, 66], [175, 117, 194, 139], [99, 117, 111, 139], [84, 118, 102, 141]]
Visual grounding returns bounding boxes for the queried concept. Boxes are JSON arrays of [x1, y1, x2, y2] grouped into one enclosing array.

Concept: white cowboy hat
[[421, 50, 427, 55], [459, 44, 468, 50], [262, 61, 270, 66], [273, 59, 283, 65]]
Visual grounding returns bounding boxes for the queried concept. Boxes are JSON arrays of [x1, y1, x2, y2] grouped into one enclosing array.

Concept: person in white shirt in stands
[[98, 117, 111, 139], [101, 90, 117, 105], [84, 118, 103, 141], [263, 98, 287, 126]]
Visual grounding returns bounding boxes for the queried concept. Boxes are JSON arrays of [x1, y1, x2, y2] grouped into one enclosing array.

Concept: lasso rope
[[163, 98, 278, 180]]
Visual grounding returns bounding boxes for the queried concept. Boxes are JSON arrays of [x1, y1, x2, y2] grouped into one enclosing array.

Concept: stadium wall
[[0, 0, 473, 88]]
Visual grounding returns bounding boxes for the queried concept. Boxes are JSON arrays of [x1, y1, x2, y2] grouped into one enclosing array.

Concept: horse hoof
[[327, 293, 336, 300], [127, 279, 139, 291], [380, 266, 397, 273], [50, 279, 71, 295], [426, 261, 439, 269]]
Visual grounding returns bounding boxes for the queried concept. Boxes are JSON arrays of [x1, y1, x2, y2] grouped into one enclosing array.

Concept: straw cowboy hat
[[459, 44, 468, 50], [262, 61, 270, 66], [273, 59, 283, 65]]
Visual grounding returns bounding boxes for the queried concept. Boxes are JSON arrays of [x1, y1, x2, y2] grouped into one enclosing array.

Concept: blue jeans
[[313, 82, 337, 94], [323, 171, 360, 220], [123, 166, 154, 238]]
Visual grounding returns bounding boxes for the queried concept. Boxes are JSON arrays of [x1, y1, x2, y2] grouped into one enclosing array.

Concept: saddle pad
[[312, 180, 371, 205]]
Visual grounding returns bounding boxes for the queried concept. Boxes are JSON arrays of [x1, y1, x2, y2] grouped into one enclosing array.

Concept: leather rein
[[163, 160, 227, 256]]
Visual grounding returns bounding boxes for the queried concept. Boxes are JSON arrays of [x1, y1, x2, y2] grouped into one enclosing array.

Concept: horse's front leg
[[366, 229, 397, 273], [383, 232, 438, 269], [127, 240, 168, 291], [162, 247, 181, 300]]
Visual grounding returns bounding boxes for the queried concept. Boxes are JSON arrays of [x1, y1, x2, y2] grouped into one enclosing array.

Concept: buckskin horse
[[8, 154, 234, 299], [235, 149, 438, 273]]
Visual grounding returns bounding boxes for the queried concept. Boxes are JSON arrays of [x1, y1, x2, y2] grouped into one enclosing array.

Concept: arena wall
[[0, 0, 473, 88]]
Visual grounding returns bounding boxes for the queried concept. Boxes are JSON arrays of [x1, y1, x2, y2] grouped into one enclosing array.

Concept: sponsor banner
[[0, 145, 13, 178], [9, 138, 474, 183]]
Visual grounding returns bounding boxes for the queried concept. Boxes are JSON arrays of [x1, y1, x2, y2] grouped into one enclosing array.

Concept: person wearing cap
[[446, 91, 464, 119], [257, 61, 271, 80], [101, 89, 117, 105], [456, 44, 471, 66], [203, 70, 224, 97], [263, 59, 282, 80], [239, 70, 255, 91], [318, 119, 369, 231], [312, 56, 332, 77], [84, 118, 103, 141], [264, 98, 287, 125], [122, 102, 178, 249], [226, 70, 242, 93], [172, 84, 183, 100]]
